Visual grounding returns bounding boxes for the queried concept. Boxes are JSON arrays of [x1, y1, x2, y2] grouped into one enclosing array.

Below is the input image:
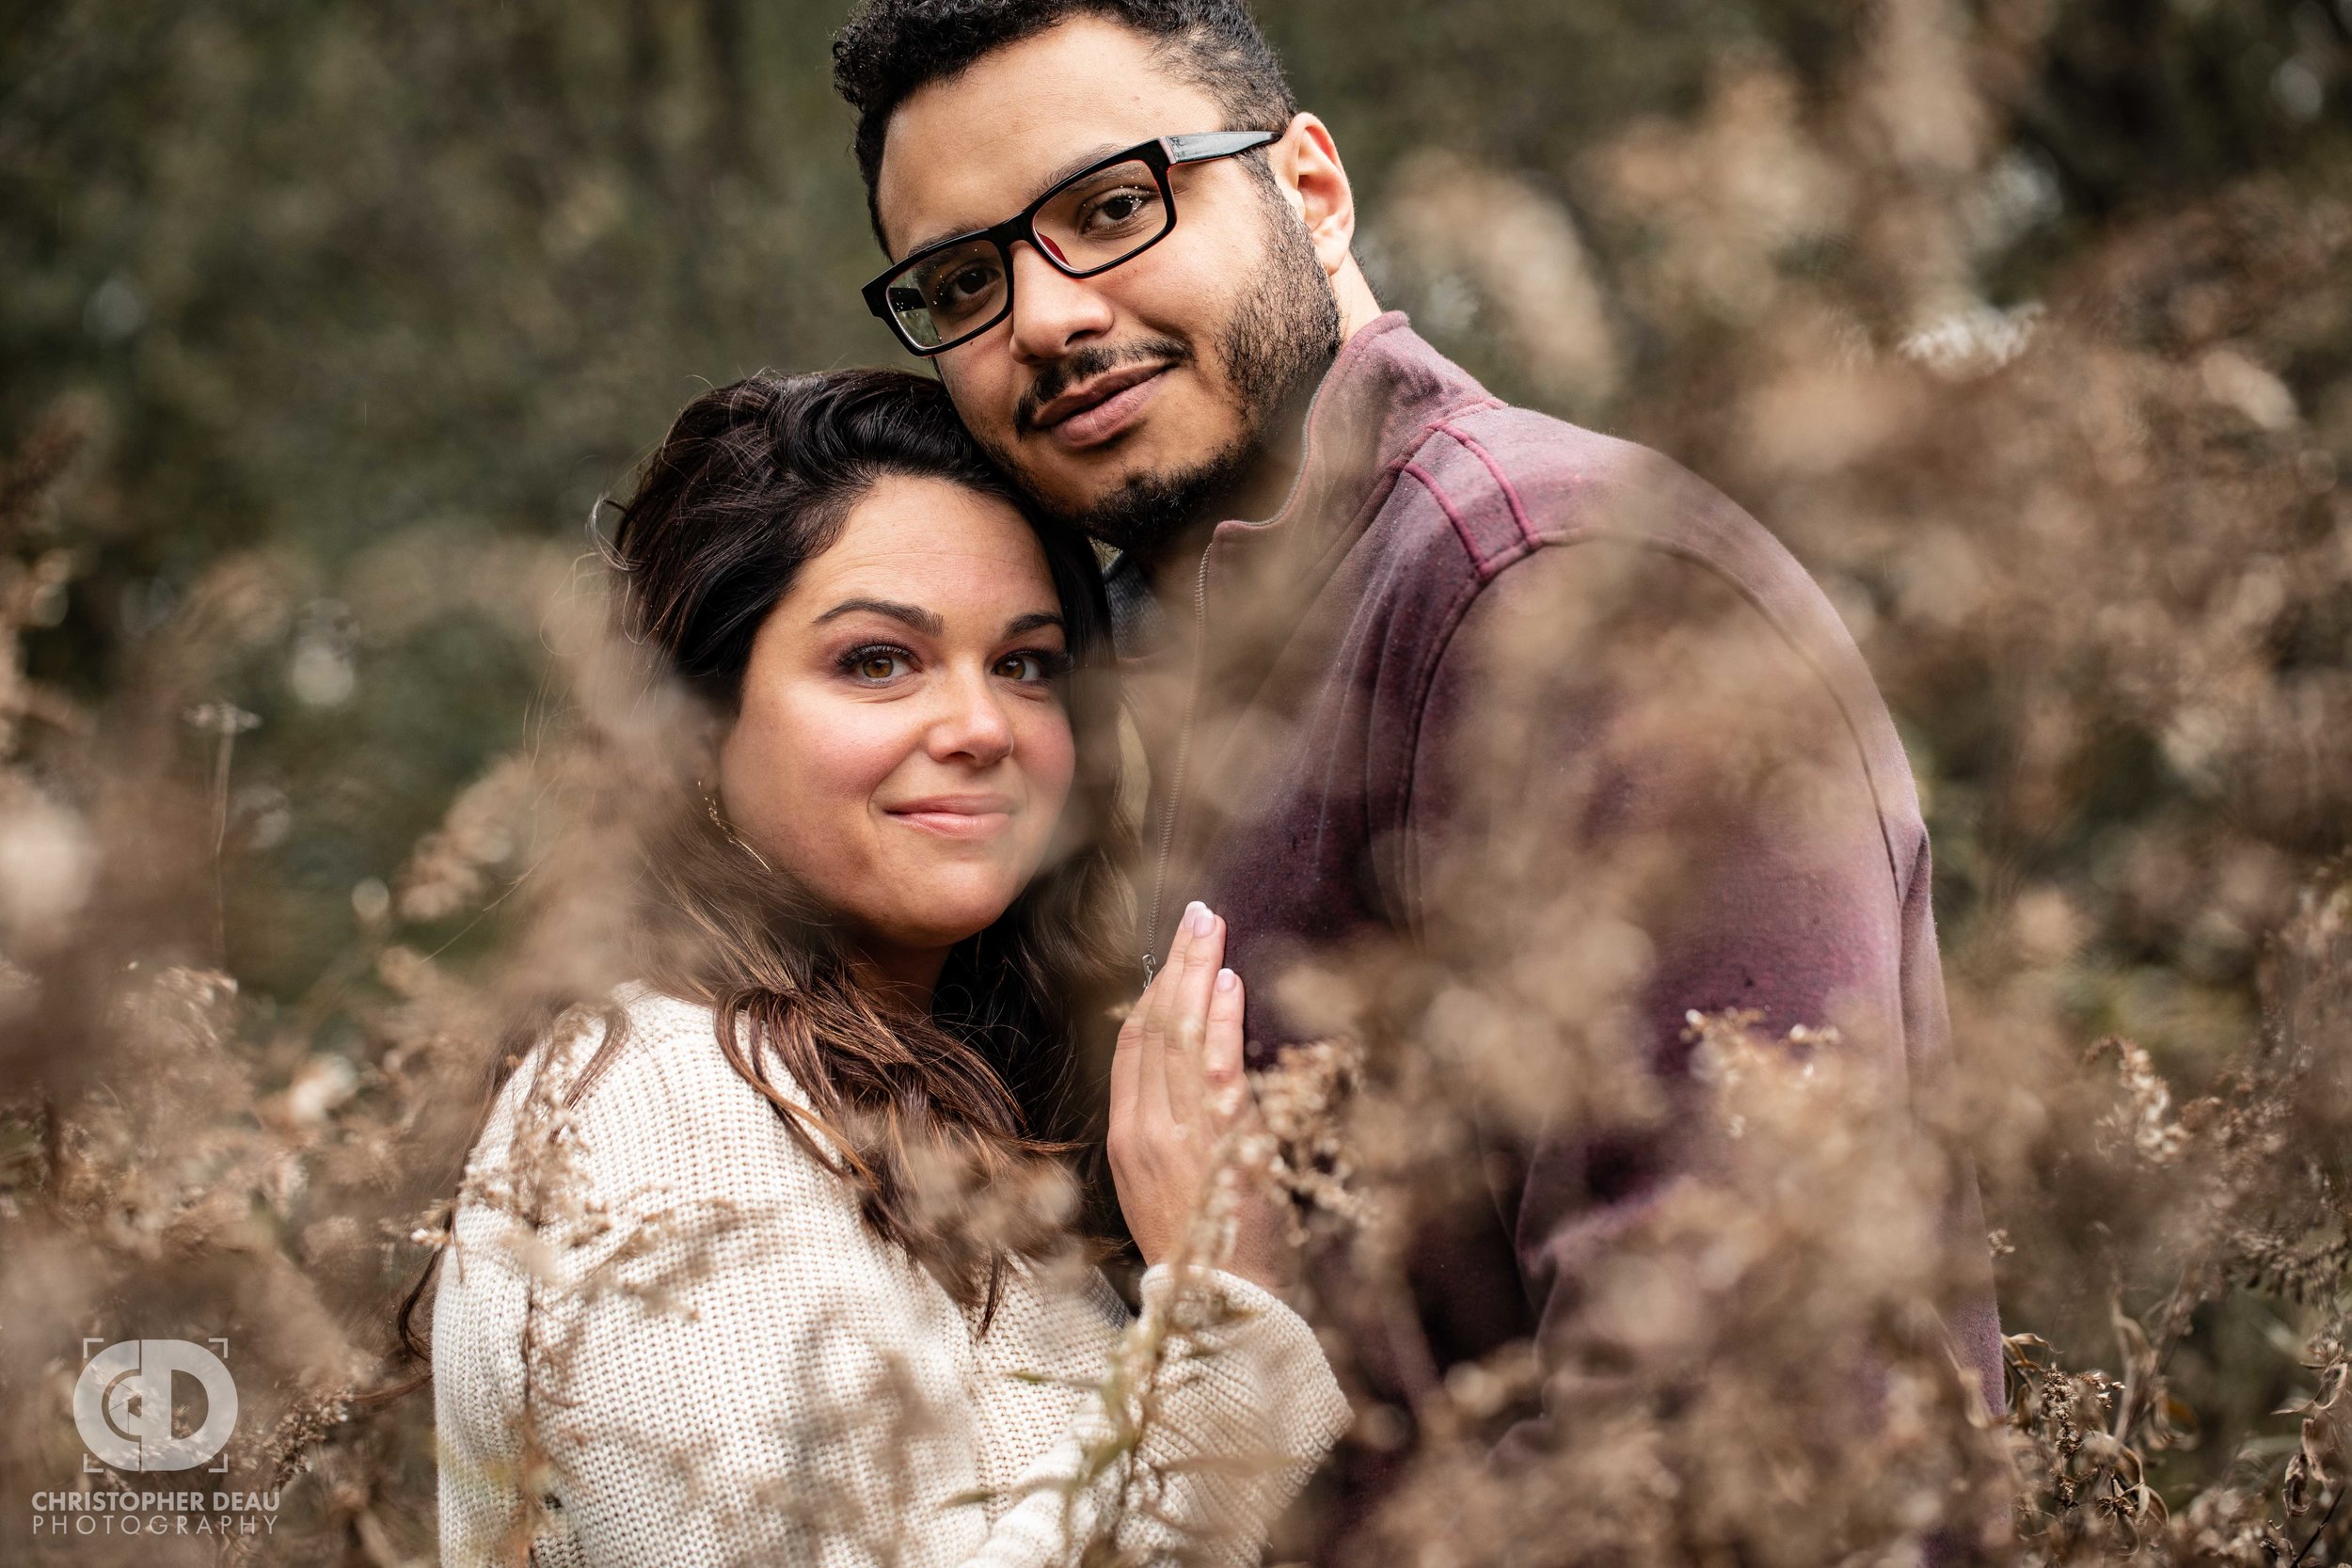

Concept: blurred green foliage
[[0, 0, 2344, 1098]]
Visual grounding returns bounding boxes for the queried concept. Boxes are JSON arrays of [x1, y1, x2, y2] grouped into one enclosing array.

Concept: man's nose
[[928, 664, 1016, 765], [1005, 242, 1114, 365]]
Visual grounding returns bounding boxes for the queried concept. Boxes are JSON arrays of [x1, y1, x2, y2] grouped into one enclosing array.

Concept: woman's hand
[[1107, 901, 1296, 1293]]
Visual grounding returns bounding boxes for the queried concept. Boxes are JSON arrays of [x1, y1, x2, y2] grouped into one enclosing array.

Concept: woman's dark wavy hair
[[383, 369, 1131, 1391]]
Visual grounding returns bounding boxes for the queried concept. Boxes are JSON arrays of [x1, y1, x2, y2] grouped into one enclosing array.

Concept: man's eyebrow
[[816, 597, 946, 636], [1003, 610, 1065, 638], [898, 142, 1132, 259]]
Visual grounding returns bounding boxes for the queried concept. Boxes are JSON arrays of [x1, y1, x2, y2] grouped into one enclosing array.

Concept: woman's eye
[[993, 650, 1064, 683], [843, 646, 914, 683]]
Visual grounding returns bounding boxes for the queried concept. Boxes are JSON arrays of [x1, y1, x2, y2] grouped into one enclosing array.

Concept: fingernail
[[1216, 967, 1238, 992], [1187, 901, 1214, 935]]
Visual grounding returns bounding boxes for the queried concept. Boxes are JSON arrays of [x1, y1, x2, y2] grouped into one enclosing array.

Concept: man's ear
[[1271, 112, 1358, 278]]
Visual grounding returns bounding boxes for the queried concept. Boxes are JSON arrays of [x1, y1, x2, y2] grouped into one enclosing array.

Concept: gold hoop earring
[[695, 780, 773, 874]]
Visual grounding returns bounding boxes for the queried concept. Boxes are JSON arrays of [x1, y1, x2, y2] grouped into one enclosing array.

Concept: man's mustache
[[1014, 338, 1193, 435]]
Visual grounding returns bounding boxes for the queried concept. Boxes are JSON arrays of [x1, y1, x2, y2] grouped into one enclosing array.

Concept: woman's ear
[[695, 705, 733, 800]]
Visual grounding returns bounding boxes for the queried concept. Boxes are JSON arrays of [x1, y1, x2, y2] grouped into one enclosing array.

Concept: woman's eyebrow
[[1003, 610, 1065, 638], [816, 597, 945, 636]]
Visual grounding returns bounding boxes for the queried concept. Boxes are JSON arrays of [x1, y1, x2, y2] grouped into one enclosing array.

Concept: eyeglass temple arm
[[1164, 130, 1281, 164]]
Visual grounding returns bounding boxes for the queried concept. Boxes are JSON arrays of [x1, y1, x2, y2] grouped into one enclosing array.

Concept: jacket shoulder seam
[[1397, 461, 1489, 572], [1395, 531, 1906, 900], [1389, 404, 1527, 577], [1433, 420, 1537, 548], [1389, 538, 1542, 905]]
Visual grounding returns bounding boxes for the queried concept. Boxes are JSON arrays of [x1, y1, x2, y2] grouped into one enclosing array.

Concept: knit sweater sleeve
[[433, 995, 1349, 1568], [970, 1261, 1353, 1568]]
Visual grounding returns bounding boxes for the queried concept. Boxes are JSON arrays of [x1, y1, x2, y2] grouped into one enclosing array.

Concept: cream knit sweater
[[434, 986, 1352, 1567]]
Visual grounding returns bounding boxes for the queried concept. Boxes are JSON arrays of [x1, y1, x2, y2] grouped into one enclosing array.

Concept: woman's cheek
[[799, 695, 918, 804], [726, 685, 903, 875]]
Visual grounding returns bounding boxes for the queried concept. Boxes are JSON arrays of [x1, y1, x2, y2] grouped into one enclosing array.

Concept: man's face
[[873, 17, 1341, 558]]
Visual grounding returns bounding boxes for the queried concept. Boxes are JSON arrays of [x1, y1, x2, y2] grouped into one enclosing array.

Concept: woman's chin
[[865, 895, 1020, 955]]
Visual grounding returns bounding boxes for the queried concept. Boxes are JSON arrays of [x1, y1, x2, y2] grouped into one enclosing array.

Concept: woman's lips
[[1041, 365, 1168, 451], [885, 798, 1016, 840]]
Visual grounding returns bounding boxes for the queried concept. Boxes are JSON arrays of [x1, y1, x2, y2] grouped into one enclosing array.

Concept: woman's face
[[716, 473, 1079, 978]]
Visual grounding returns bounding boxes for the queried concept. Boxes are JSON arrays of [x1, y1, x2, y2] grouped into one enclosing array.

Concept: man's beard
[[993, 189, 1344, 561]]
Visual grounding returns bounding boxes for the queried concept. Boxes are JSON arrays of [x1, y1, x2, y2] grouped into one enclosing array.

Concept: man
[[832, 0, 2001, 1550]]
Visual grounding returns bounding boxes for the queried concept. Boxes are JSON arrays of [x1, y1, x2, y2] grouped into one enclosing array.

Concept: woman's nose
[[928, 665, 1015, 765]]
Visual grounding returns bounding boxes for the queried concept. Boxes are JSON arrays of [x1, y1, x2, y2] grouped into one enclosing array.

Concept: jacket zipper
[[1139, 547, 1214, 987], [1128, 332, 1386, 985]]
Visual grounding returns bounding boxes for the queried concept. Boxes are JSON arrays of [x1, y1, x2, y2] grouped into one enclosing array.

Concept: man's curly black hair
[[832, 0, 1298, 247]]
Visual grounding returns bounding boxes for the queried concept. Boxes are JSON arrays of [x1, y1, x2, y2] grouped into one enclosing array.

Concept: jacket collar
[[1107, 312, 1499, 661], [1193, 313, 1499, 679], [1222, 310, 1499, 566]]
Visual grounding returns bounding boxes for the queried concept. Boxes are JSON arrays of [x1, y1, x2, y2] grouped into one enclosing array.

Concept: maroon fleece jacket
[[1122, 313, 2002, 1502]]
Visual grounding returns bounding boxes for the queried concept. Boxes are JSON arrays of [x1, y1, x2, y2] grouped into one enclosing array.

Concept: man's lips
[[1028, 362, 1171, 450], [883, 794, 1017, 840]]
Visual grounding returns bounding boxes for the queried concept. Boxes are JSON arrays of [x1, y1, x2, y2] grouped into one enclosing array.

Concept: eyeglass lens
[[882, 157, 1171, 350]]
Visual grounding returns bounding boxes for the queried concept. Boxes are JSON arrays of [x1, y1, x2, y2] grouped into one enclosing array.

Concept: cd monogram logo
[[72, 1339, 240, 1473]]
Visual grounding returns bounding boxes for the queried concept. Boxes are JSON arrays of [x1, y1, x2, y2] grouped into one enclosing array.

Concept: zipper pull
[[1140, 953, 1158, 988]]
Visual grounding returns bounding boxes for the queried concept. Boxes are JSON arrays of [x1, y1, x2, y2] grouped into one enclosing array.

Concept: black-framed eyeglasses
[[862, 130, 1281, 356]]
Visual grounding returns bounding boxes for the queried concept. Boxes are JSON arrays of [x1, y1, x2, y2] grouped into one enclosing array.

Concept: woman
[[425, 369, 1347, 1567]]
